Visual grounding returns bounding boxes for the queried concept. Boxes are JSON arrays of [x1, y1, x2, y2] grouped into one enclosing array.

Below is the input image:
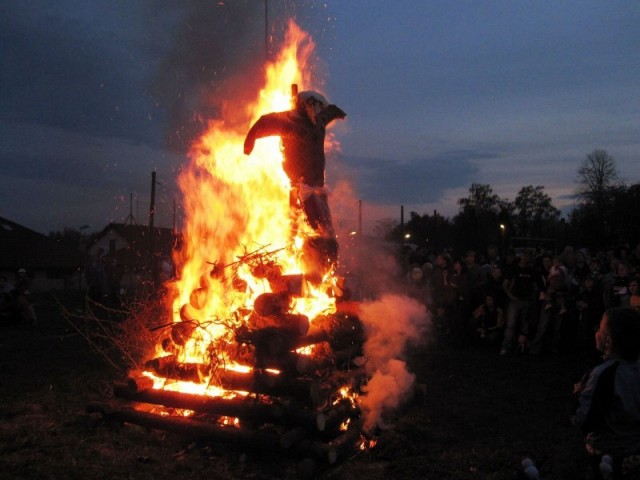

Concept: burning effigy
[[85, 19, 429, 475]]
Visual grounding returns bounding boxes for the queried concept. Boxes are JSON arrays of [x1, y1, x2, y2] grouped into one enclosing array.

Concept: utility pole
[[149, 171, 156, 229], [400, 205, 405, 243], [149, 171, 158, 283]]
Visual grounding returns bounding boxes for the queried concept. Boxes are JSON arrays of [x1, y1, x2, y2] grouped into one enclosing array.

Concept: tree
[[457, 183, 505, 214], [570, 149, 622, 248], [513, 185, 560, 239], [402, 210, 452, 254], [373, 218, 400, 242], [607, 183, 640, 246], [576, 149, 620, 206], [453, 184, 509, 253]]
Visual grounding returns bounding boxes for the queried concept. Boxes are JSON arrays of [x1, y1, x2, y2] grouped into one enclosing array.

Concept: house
[[87, 223, 179, 288], [0, 216, 83, 291]]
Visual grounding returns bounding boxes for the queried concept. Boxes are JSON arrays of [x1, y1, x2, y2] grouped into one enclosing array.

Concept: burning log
[[269, 273, 304, 296], [113, 375, 155, 395], [87, 402, 290, 451], [87, 402, 361, 467], [294, 312, 364, 351], [189, 287, 208, 310], [112, 385, 329, 431], [143, 357, 326, 403], [237, 320, 311, 371], [253, 292, 290, 317], [144, 355, 210, 383], [250, 259, 283, 282], [235, 347, 330, 375], [247, 312, 309, 336], [217, 369, 324, 404]]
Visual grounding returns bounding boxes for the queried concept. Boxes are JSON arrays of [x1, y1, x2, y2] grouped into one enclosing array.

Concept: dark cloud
[[0, 3, 164, 146], [0, 151, 149, 190], [342, 150, 492, 204]]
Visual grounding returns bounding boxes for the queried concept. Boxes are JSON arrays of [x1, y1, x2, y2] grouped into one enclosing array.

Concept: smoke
[[145, 0, 330, 152], [146, 0, 268, 151], [357, 294, 431, 432]]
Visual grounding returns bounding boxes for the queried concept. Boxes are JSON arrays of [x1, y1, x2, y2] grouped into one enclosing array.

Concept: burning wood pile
[[89, 248, 370, 473], [84, 20, 416, 476]]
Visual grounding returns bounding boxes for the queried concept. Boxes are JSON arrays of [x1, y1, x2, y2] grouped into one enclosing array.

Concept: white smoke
[[357, 293, 431, 432]]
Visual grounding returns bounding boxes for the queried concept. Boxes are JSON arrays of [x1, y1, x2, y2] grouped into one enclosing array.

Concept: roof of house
[[90, 223, 179, 266], [0, 216, 83, 271]]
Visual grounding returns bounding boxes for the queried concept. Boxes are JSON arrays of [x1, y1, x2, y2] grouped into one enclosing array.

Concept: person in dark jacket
[[572, 306, 640, 478]]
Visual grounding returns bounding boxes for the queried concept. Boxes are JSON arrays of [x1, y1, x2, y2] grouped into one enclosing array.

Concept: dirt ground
[[0, 292, 592, 479]]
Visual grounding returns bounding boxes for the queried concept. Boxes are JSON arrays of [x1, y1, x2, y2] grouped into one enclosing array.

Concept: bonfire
[[77, 20, 429, 476]]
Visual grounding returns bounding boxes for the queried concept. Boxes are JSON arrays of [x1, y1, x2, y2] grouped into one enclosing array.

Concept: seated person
[[572, 306, 640, 478]]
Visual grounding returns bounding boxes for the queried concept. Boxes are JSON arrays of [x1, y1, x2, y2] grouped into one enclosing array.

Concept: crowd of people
[[401, 243, 640, 478], [400, 242, 640, 361], [0, 268, 37, 325]]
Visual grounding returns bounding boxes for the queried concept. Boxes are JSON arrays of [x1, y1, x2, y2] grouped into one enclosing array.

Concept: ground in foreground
[[0, 293, 589, 479]]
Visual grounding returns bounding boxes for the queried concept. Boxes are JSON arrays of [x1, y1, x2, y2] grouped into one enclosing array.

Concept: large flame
[[155, 21, 337, 382]]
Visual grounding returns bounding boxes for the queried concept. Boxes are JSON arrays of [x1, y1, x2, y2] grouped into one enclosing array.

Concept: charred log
[[269, 273, 304, 296], [113, 375, 155, 395], [189, 287, 208, 310], [87, 402, 286, 451], [112, 386, 326, 431], [215, 369, 323, 404], [325, 418, 363, 464], [253, 292, 291, 317], [87, 402, 360, 464], [316, 399, 359, 435], [247, 312, 309, 337], [295, 312, 363, 352]]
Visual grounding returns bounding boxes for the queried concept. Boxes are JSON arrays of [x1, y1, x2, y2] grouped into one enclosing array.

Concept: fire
[[153, 20, 337, 389], [98, 19, 384, 466]]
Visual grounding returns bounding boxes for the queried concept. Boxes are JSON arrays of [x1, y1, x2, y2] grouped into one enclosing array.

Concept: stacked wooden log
[[91, 290, 368, 476]]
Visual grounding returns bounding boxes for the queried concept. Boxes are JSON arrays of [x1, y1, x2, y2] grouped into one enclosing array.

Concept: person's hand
[[326, 104, 346, 119]]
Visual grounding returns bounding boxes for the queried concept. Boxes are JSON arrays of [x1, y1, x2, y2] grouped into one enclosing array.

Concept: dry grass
[[0, 291, 592, 479]]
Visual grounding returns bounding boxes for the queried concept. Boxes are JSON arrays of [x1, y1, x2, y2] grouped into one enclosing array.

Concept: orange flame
[[156, 21, 337, 380]]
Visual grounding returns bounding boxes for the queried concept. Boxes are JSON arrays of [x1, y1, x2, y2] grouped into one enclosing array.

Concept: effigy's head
[[296, 90, 329, 124]]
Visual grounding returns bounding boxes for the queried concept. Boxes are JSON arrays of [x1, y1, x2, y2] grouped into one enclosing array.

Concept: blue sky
[[1, 1, 639, 234]]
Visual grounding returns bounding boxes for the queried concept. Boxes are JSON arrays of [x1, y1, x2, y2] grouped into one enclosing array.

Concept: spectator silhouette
[[500, 250, 539, 355], [530, 255, 569, 355], [471, 293, 505, 345], [572, 306, 640, 479], [430, 252, 456, 336]]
